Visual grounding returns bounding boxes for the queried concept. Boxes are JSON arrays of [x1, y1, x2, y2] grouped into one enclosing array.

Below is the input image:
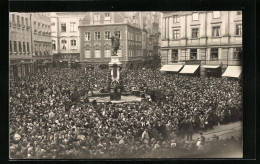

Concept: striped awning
[[202, 65, 220, 69], [222, 66, 242, 78], [160, 65, 184, 72], [179, 65, 200, 74]]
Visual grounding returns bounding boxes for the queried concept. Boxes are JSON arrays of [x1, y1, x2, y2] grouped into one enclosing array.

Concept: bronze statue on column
[[110, 32, 120, 56]]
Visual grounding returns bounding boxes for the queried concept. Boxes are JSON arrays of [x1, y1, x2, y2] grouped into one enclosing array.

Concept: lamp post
[[205, 48, 207, 65], [227, 48, 229, 67], [20, 60, 24, 77]]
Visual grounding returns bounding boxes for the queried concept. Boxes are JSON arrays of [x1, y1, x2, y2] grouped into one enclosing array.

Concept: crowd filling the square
[[9, 68, 242, 158]]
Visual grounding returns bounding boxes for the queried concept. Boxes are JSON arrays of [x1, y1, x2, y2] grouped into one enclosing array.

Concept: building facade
[[9, 12, 33, 80], [78, 12, 161, 69], [161, 11, 242, 75], [31, 13, 53, 71], [51, 12, 86, 68]]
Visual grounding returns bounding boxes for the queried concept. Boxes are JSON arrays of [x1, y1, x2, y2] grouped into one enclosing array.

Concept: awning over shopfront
[[160, 65, 184, 72], [222, 66, 242, 78], [179, 65, 200, 74], [202, 65, 220, 69]]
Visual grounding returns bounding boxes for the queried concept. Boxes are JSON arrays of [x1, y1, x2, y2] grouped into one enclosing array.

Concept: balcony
[[34, 29, 37, 34], [22, 25, 25, 29], [26, 26, 30, 30], [17, 24, 21, 29], [38, 30, 42, 35]]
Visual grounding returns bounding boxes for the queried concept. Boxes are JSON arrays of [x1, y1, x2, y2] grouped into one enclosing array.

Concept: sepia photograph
[[9, 11, 244, 159]]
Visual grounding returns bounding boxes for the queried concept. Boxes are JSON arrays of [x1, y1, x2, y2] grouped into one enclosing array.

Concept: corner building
[[9, 12, 33, 80], [161, 11, 242, 76], [51, 12, 86, 68]]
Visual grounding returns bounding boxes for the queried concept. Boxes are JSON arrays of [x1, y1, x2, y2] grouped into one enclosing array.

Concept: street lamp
[[227, 48, 229, 67]]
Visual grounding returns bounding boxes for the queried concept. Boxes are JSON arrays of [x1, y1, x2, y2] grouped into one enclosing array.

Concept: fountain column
[[109, 56, 122, 100]]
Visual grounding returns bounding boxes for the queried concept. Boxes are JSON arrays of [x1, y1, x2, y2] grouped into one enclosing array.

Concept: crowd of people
[[9, 67, 242, 159]]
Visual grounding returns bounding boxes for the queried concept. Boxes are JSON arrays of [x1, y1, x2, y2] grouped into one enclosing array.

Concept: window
[[95, 32, 101, 40], [85, 32, 90, 41], [21, 17, 24, 25], [9, 41, 12, 52], [23, 42, 26, 53], [212, 26, 220, 37], [34, 44, 37, 55], [192, 28, 199, 38], [171, 49, 178, 60], [192, 13, 199, 21], [39, 45, 41, 55], [173, 30, 180, 39], [70, 22, 76, 32], [18, 42, 22, 53], [43, 45, 45, 54], [17, 15, 20, 24], [117, 49, 122, 57], [105, 31, 110, 40], [12, 14, 15, 23], [27, 42, 30, 53], [38, 23, 41, 30], [236, 24, 242, 36], [104, 13, 110, 20], [71, 40, 76, 46], [211, 48, 218, 60], [213, 11, 221, 19], [25, 18, 28, 27], [115, 31, 121, 39], [14, 41, 17, 53], [190, 49, 197, 60], [85, 50, 91, 58], [52, 40, 56, 50], [51, 23, 56, 32], [233, 48, 242, 60], [95, 49, 101, 58], [61, 23, 66, 32], [237, 11, 242, 15], [173, 15, 180, 23], [94, 13, 100, 21], [61, 40, 67, 50], [104, 49, 111, 58], [34, 22, 36, 29]]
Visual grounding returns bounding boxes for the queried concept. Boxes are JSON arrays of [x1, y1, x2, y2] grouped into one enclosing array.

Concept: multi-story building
[[161, 11, 242, 76], [31, 13, 53, 71], [78, 12, 161, 69], [51, 12, 86, 68], [141, 12, 161, 67], [9, 12, 33, 80]]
